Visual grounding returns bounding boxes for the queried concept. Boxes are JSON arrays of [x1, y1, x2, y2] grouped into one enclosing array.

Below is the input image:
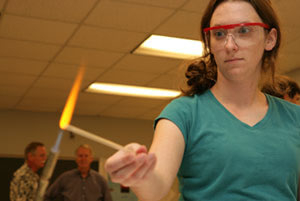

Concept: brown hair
[[182, 0, 281, 96], [262, 75, 300, 99], [24, 142, 44, 160]]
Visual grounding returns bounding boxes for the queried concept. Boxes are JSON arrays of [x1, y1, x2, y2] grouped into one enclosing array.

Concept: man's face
[[76, 147, 93, 170], [29, 146, 47, 170]]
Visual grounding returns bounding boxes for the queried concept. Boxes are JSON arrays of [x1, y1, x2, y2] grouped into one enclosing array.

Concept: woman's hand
[[105, 143, 157, 187]]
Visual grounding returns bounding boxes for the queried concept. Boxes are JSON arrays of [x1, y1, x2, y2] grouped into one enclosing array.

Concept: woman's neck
[[210, 77, 269, 127], [211, 75, 264, 108]]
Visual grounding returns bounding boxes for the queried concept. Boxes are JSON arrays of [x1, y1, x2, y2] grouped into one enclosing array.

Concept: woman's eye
[[213, 30, 226, 38], [239, 26, 250, 34]]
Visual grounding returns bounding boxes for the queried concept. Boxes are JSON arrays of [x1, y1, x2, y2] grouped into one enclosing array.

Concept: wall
[[286, 69, 300, 85], [0, 109, 154, 159]]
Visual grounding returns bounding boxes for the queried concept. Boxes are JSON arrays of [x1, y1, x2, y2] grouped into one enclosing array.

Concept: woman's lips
[[225, 58, 243, 63]]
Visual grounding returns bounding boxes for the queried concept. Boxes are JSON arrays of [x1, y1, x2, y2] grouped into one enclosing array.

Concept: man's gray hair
[[75, 144, 93, 156]]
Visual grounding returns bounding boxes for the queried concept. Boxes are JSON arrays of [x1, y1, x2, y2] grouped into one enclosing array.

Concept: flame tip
[[59, 67, 85, 128]]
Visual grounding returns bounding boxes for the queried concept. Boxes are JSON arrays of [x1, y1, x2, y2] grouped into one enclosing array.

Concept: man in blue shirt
[[45, 144, 112, 201]]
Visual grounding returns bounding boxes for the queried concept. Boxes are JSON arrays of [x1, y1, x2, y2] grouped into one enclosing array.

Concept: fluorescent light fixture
[[133, 34, 204, 59], [86, 83, 181, 99]]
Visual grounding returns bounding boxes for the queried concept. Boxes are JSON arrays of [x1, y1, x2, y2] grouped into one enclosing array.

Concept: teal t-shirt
[[155, 90, 300, 201]]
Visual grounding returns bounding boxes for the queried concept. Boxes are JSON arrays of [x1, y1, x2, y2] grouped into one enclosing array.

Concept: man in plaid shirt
[[10, 142, 47, 201]]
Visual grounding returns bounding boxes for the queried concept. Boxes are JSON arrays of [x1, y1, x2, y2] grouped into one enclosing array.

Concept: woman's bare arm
[[105, 119, 185, 201]]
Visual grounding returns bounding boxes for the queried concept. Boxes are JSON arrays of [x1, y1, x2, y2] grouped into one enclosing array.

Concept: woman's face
[[209, 1, 275, 82]]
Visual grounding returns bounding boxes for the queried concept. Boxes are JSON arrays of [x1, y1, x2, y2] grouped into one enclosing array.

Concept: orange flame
[[59, 67, 85, 129]]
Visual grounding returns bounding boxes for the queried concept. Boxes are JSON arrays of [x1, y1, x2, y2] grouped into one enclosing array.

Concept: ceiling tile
[[69, 26, 148, 52], [96, 69, 159, 86], [0, 14, 77, 44], [0, 38, 60, 60], [0, 72, 37, 87], [0, 57, 47, 75], [100, 103, 150, 119], [23, 87, 69, 100], [112, 0, 187, 9], [167, 63, 187, 76], [6, 0, 98, 23], [32, 77, 91, 93], [0, 86, 28, 96], [114, 54, 181, 73], [32, 76, 75, 91], [16, 97, 64, 112], [182, 0, 210, 13], [85, 0, 174, 32], [155, 10, 202, 40], [74, 98, 122, 116], [77, 92, 123, 105], [55, 47, 125, 67], [146, 72, 181, 90], [74, 103, 109, 116], [43, 63, 106, 81], [0, 96, 20, 108]]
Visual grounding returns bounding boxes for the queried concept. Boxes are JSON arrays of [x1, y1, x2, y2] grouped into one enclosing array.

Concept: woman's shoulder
[[268, 94, 300, 108], [267, 94, 300, 118], [155, 91, 210, 125], [170, 90, 210, 105]]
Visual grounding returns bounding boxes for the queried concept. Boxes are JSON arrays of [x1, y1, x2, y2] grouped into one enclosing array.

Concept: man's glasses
[[204, 23, 270, 50]]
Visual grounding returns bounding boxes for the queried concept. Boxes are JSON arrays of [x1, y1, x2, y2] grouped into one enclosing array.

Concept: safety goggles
[[204, 23, 270, 50]]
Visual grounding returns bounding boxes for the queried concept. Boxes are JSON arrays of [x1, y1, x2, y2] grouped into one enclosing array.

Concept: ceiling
[[0, 0, 299, 120]]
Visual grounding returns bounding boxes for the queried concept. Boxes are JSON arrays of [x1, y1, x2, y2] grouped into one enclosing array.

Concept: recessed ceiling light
[[86, 82, 181, 99], [133, 34, 204, 59]]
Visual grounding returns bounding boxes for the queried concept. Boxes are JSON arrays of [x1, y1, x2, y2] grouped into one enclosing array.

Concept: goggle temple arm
[[203, 22, 270, 33]]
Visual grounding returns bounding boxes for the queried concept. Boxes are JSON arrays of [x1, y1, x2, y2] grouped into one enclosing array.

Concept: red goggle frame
[[203, 22, 270, 33]]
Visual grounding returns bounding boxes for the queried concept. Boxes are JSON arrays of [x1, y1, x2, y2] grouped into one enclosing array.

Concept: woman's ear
[[265, 28, 277, 51]]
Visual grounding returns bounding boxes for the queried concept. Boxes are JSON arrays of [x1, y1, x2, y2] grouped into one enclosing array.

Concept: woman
[[105, 0, 300, 201]]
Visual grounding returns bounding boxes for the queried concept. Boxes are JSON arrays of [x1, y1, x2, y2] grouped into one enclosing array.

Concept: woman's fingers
[[110, 152, 148, 183], [105, 143, 156, 186], [105, 143, 146, 173], [105, 150, 135, 173], [122, 153, 157, 186]]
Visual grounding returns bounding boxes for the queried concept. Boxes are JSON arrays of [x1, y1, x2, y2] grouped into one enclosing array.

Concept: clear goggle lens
[[204, 23, 270, 49]]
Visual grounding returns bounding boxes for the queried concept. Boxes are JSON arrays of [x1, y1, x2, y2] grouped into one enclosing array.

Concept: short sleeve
[[154, 96, 194, 144]]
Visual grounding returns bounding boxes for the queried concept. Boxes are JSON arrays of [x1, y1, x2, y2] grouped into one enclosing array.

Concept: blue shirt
[[44, 169, 112, 201], [155, 90, 300, 201]]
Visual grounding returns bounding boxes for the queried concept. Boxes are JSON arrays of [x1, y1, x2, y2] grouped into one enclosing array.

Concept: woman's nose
[[224, 34, 239, 51]]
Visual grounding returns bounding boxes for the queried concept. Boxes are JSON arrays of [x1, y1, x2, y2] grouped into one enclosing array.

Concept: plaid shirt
[[10, 163, 39, 201]]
